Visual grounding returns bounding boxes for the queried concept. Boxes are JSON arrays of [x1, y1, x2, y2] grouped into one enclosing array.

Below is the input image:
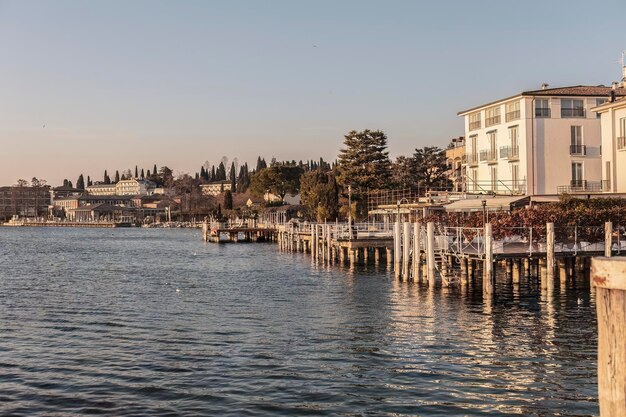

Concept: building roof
[[444, 195, 529, 212], [458, 85, 626, 115], [593, 96, 626, 113], [79, 195, 134, 201]]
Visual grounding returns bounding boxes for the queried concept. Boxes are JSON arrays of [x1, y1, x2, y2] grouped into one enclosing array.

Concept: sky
[[0, 0, 625, 186]]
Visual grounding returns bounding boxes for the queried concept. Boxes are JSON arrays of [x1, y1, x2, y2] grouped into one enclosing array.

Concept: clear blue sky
[[1, 0, 624, 186]]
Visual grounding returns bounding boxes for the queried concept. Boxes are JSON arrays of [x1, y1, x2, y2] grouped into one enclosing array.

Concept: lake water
[[0, 227, 598, 416]]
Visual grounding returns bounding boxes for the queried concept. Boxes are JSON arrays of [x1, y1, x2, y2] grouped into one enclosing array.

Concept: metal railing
[[505, 110, 520, 122], [617, 136, 626, 150], [499, 146, 519, 160], [479, 149, 498, 163], [469, 121, 481, 131], [535, 108, 550, 118], [485, 116, 501, 127], [466, 154, 479, 166], [464, 178, 527, 195], [570, 144, 587, 155], [561, 108, 586, 118], [557, 180, 607, 194]]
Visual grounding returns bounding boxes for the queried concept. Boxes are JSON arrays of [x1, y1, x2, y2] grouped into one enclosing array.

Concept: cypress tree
[[140, 169, 145, 179], [211, 166, 216, 182], [134, 166, 139, 178], [230, 162, 237, 193], [87, 176, 92, 187], [76, 174, 85, 190], [153, 164, 158, 177], [114, 170, 120, 183], [104, 170, 110, 184], [224, 190, 233, 210]]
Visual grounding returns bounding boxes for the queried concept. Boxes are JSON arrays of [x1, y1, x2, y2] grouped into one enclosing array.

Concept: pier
[[201, 218, 625, 294]]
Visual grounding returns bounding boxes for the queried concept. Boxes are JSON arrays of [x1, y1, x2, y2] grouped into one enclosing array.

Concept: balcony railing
[[505, 110, 520, 122], [466, 154, 479, 166], [570, 144, 587, 155], [618, 136, 626, 150], [485, 116, 501, 127], [464, 178, 527, 195], [479, 150, 498, 163], [499, 146, 519, 160], [535, 108, 550, 118], [557, 180, 607, 194], [561, 108, 586, 118], [469, 121, 481, 131]]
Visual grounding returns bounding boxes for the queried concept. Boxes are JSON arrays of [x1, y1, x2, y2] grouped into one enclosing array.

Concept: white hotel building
[[459, 85, 625, 196], [595, 95, 626, 193]]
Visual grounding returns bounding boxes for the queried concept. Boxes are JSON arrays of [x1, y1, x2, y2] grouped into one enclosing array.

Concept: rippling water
[[0, 227, 598, 416]]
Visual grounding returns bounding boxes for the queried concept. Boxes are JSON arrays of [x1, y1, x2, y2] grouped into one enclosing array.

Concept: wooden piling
[[412, 222, 421, 282], [427, 222, 435, 285], [394, 221, 402, 277], [606, 221, 613, 258], [484, 223, 493, 294], [402, 222, 411, 281], [592, 257, 626, 417], [546, 223, 555, 288]]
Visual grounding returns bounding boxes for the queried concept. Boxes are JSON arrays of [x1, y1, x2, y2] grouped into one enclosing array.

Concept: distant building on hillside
[[85, 179, 156, 196], [200, 181, 232, 196], [459, 84, 626, 195]]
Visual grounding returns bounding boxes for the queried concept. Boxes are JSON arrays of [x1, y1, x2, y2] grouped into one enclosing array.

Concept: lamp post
[[481, 199, 487, 225]]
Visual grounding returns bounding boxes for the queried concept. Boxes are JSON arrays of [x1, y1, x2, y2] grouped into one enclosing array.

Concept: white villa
[[85, 179, 156, 196], [459, 84, 625, 196], [594, 93, 626, 193]]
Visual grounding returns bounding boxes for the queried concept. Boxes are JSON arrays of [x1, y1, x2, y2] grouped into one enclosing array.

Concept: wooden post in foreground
[[394, 221, 402, 278], [592, 257, 626, 417]]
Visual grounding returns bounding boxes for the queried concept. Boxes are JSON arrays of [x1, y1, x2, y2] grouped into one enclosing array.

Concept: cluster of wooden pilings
[[392, 221, 619, 293], [275, 224, 396, 267]]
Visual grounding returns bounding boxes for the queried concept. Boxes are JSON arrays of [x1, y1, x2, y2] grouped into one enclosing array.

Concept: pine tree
[[337, 129, 391, 193], [76, 174, 85, 190]]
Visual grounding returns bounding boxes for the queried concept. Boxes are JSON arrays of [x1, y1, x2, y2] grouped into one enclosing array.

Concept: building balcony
[[466, 154, 479, 166], [469, 121, 481, 131], [479, 150, 498, 164], [535, 108, 550, 118], [570, 144, 587, 156], [618, 136, 626, 150], [499, 146, 519, 161], [505, 110, 520, 122], [561, 108, 586, 118], [557, 180, 607, 194], [485, 116, 501, 127], [464, 179, 527, 195]]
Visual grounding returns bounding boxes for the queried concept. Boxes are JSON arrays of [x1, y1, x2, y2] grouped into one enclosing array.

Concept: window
[[509, 125, 519, 158], [506, 101, 520, 121], [606, 161, 611, 191], [469, 112, 481, 130], [561, 99, 585, 117], [596, 98, 607, 119], [571, 162, 583, 187], [470, 168, 478, 192], [535, 99, 550, 117], [570, 126, 585, 155], [618, 118, 626, 150], [485, 106, 501, 127], [489, 131, 497, 159], [490, 166, 497, 191], [512, 163, 519, 191]]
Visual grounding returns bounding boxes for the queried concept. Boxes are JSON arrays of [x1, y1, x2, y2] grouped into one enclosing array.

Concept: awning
[[444, 195, 529, 212]]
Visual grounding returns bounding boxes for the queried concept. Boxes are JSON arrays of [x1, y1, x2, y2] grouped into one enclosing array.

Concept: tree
[[249, 164, 303, 201], [229, 162, 237, 193], [223, 189, 233, 210], [76, 174, 85, 190], [391, 155, 418, 189], [413, 146, 450, 193], [216, 162, 226, 181], [87, 176, 92, 186], [336, 129, 391, 192], [16, 179, 28, 187], [140, 169, 145, 179], [134, 166, 139, 178], [300, 169, 339, 221], [103, 170, 111, 184], [114, 170, 120, 183], [255, 156, 267, 172]]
